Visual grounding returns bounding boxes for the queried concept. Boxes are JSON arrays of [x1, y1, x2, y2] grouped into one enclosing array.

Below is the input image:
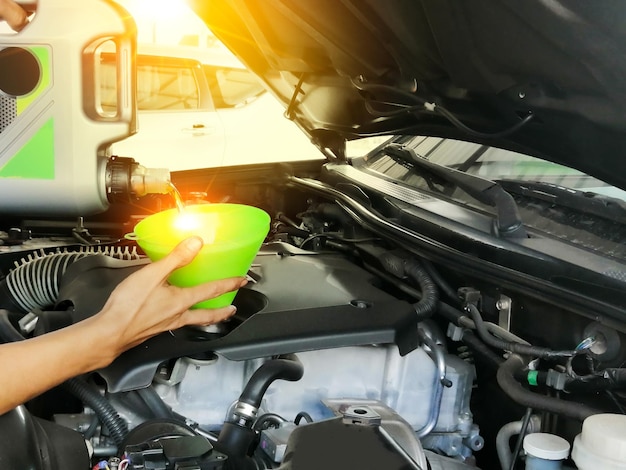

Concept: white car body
[[108, 44, 318, 171]]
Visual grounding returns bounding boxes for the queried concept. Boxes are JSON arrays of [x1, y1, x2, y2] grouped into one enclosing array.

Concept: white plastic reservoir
[[571, 413, 626, 470], [523, 432, 570, 470]]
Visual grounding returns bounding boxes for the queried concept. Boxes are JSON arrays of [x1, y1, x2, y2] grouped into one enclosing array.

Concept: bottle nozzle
[[130, 164, 170, 197], [106, 156, 170, 202]]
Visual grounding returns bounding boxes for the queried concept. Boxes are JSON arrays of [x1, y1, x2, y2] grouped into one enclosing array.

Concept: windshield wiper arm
[[384, 143, 527, 238], [498, 179, 626, 224]]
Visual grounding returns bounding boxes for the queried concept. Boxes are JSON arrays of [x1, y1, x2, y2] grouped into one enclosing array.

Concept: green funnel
[[129, 203, 270, 309]]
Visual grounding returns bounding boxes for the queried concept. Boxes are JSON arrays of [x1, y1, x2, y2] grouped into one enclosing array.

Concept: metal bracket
[[496, 295, 512, 332], [341, 405, 381, 426]]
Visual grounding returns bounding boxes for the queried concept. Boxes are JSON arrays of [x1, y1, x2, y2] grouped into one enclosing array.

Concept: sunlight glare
[[173, 212, 218, 244], [124, 0, 189, 21]]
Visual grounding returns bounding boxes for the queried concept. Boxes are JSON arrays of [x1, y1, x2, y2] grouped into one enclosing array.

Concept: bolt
[[518, 91, 526, 99], [496, 299, 510, 310]]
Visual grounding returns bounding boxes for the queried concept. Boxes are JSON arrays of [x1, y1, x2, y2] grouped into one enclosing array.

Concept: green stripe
[[16, 46, 50, 114], [527, 370, 539, 386], [0, 118, 55, 179]]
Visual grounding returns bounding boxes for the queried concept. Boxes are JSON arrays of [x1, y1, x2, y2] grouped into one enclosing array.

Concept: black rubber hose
[[497, 354, 602, 421], [62, 378, 128, 449], [467, 304, 576, 360], [317, 203, 352, 225], [294, 411, 313, 425], [136, 386, 173, 420], [278, 225, 311, 238], [462, 330, 504, 369], [0, 316, 128, 449], [437, 301, 466, 325], [545, 369, 626, 393], [83, 414, 100, 439], [239, 354, 304, 408], [252, 413, 286, 431], [509, 407, 533, 470], [404, 260, 439, 321]]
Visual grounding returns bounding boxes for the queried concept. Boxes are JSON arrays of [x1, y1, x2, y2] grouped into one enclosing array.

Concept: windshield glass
[[368, 135, 626, 202], [359, 135, 626, 261]]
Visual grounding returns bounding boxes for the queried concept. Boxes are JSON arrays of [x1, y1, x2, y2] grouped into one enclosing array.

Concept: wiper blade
[[498, 179, 626, 224], [384, 143, 527, 238]]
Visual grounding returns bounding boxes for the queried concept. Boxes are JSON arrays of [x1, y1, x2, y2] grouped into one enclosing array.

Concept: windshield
[[398, 136, 626, 201], [359, 135, 626, 261]]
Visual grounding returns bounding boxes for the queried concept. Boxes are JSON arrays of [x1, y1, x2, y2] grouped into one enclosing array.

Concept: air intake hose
[[0, 252, 91, 313], [0, 247, 140, 315], [217, 355, 303, 459]]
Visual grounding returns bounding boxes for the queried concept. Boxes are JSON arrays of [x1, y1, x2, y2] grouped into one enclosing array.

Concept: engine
[[0, 178, 624, 470]]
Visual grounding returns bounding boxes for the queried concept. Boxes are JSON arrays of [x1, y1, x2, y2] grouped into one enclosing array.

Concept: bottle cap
[[523, 433, 570, 460]]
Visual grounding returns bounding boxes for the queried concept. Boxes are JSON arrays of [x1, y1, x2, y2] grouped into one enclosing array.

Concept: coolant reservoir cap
[[523, 433, 570, 461], [572, 413, 626, 470]]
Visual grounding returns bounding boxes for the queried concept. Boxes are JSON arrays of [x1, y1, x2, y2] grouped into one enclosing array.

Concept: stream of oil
[[168, 182, 186, 213]]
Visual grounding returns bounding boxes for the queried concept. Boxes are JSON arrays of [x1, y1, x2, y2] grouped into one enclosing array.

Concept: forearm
[[0, 316, 116, 415], [0, 238, 242, 415]]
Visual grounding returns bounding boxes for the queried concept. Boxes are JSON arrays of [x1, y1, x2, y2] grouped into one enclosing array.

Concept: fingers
[[173, 277, 247, 327], [0, 0, 28, 31], [179, 304, 238, 327], [178, 276, 247, 308]]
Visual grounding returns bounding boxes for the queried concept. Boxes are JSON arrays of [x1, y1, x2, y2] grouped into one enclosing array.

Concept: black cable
[[377, 252, 439, 321], [497, 354, 602, 421], [276, 224, 311, 239], [421, 260, 460, 306], [352, 80, 535, 139], [467, 304, 578, 360], [606, 391, 626, 414], [433, 105, 534, 140], [364, 100, 422, 117], [83, 413, 100, 439], [509, 407, 533, 470], [252, 413, 286, 431], [300, 232, 381, 249], [404, 259, 440, 322], [276, 212, 302, 229], [461, 330, 504, 369], [63, 378, 128, 450], [285, 73, 306, 120], [294, 411, 313, 425]]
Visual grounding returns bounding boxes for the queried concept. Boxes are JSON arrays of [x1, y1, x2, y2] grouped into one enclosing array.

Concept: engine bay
[[0, 163, 625, 470]]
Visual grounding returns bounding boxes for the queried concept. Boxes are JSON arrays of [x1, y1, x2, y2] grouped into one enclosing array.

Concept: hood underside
[[191, 0, 626, 191]]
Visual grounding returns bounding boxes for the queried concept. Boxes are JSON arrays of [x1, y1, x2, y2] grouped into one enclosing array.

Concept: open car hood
[[190, 0, 626, 191]]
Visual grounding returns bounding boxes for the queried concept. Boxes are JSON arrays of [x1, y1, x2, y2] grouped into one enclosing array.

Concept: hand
[[0, 0, 28, 32], [94, 236, 246, 356]]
